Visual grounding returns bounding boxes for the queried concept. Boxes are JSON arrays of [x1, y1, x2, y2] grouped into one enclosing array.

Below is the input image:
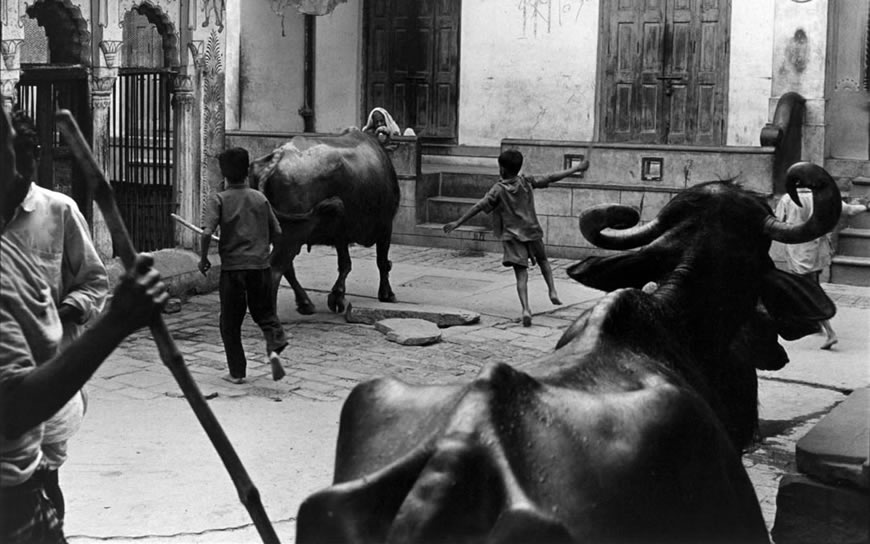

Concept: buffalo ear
[[566, 253, 668, 292], [760, 268, 834, 340]]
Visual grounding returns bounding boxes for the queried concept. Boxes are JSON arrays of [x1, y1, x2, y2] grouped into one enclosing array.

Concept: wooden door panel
[[364, 0, 459, 140], [600, 0, 728, 144]]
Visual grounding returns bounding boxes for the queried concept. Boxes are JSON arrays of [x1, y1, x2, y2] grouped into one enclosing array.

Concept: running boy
[[199, 148, 288, 383], [443, 149, 589, 326]]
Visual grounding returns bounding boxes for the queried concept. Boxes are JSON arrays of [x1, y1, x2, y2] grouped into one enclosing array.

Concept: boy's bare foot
[[522, 312, 532, 327], [549, 293, 562, 305], [222, 374, 246, 385], [820, 336, 838, 350]]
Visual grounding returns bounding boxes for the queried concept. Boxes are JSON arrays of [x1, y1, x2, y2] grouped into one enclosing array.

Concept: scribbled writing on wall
[[518, 0, 589, 38]]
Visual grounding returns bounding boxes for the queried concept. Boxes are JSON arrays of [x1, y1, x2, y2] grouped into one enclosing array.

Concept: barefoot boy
[[443, 149, 589, 326]]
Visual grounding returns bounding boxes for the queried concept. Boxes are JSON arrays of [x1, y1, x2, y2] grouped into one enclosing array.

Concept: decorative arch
[[121, 1, 180, 68], [25, 0, 90, 65]]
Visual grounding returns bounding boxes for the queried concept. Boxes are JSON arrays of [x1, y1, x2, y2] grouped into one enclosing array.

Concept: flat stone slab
[[375, 318, 442, 346], [797, 387, 869, 489], [345, 301, 480, 328]]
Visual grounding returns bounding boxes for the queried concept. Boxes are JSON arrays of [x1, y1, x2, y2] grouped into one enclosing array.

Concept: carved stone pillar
[[1, 39, 24, 112], [89, 72, 118, 259], [172, 72, 198, 249]]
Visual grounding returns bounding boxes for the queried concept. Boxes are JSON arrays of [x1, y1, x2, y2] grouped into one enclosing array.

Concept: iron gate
[[108, 69, 175, 252], [17, 67, 92, 220]]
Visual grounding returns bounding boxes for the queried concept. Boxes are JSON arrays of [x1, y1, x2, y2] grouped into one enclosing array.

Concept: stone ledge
[[797, 387, 869, 489], [106, 248, 220, 298], [771, 473, 869, 544]]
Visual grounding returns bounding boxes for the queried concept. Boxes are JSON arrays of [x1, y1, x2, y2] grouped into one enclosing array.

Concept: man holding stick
[[0, 108, 169, 542]]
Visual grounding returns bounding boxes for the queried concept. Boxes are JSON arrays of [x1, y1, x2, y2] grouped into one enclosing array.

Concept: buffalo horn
[[579, 204, 665, 250], [763, 162, 842, 244]]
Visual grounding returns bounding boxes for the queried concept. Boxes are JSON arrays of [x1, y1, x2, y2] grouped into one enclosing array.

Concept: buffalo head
[[565, 161, 840, 448]]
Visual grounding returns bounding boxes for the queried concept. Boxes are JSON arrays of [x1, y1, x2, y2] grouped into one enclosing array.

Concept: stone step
[[845, 207, 870, 230], [830, 255, 870, 287], [426, 196, 492, 228], [836, 228, 870, 258], [421, 153, 499, 172], [849, 176, 870, 199], [439, 171, 499, 199], [416, 222, 491, 234]]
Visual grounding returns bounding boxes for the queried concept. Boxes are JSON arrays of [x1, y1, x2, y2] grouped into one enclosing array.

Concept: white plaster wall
[[458, 0, 599, 146], [771, 0, 829, 163], [727, 0, 775, 146], [315, 3, 364, 133], [238, 1, 306, 132]]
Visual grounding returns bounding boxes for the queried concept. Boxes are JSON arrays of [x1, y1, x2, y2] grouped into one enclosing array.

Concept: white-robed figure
[[362, 107, 401, 143], [775, 188, 869, 349]]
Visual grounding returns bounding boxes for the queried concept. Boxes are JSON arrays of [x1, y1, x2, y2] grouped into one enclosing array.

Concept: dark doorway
[[598, 0, 731, 145], [364, 0, 461, 141]]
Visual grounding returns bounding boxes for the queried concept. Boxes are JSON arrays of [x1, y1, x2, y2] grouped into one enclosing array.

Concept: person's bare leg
[[514, 266, 532, 326], [538, 257, 562, 305], [820, 320, 838, 350]]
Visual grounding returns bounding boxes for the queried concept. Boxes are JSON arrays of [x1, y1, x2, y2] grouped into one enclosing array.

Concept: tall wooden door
[[365, 0, 460, 141], [600, 0, 730, 145]]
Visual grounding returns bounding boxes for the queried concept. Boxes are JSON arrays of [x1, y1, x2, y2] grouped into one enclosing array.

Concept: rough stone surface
[[163, 298, 183, 314], [345, 301, 480, 327], [797, 387, 869, 489], [771, 473, 869, 544], [375, 318, 442, 346]]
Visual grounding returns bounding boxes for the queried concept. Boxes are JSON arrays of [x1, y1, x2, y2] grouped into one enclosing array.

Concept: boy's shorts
[[502, 238, 547, 268]]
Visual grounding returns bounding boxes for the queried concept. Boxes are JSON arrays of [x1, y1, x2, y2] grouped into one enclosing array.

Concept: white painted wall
[[225, 0, 241, 131], [771, 0, 829, 163], [315, 3, 364, 133], [458, 0, 600, 147], [238, 1, 306, 132], [727, 0, 775, 146]]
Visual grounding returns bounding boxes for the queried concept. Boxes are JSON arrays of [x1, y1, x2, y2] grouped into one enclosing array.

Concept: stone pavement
[[61, 244, 869, 543]]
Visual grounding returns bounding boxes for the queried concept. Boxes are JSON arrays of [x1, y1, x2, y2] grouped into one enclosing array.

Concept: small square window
[[563, 154, 586, 178], [642, 157, 663, 181]]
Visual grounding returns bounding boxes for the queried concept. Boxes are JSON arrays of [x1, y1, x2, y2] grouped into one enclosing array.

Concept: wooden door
[[600, 0, 729, 145], [365, 0, 460, 140]]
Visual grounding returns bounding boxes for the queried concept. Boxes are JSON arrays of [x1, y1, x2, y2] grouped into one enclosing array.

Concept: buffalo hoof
[[296, 301, 316, 315], [379, 291, 397, 303], [327, 292, 347, 314]]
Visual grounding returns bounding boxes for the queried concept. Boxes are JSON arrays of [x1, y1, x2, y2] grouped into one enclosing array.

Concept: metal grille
[[109, 70, 175, 252]]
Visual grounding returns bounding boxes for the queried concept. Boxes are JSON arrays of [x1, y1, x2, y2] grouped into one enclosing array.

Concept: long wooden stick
[[171, 212, 220, 241], [55, 110, 281, 544]]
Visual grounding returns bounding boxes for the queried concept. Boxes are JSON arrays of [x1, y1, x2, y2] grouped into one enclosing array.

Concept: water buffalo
[[249, 128, 399, 314], [296, 162, 840, 544]]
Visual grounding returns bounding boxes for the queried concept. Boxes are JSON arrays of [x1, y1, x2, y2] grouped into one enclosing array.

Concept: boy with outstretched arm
[[443, 149, 589, 326]]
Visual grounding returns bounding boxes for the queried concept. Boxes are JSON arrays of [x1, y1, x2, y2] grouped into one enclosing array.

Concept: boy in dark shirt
[[443, 149, 589, 327], [199, 148, 288, 383]]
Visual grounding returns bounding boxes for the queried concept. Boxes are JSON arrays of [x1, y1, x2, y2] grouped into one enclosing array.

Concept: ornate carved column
[[89, 69, 118, 259], [1, 39, 24, 112], [172, 71, 199, 249]]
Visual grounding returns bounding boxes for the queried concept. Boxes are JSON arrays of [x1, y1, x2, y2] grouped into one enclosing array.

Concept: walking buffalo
[[249, 128, 399, 314], [296, 162, 840, 544]]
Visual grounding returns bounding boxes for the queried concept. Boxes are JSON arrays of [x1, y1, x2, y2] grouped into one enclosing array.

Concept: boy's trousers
[[219, 268, 288, 378]]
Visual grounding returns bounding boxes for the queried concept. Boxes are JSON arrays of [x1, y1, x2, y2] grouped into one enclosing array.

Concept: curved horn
[[763, 162, 842, 244], [579, 204, 666, 250]]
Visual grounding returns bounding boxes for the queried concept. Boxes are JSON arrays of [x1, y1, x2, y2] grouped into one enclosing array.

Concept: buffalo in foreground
[[249, 128, 399, 314], [296, 162, 840, 544]]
